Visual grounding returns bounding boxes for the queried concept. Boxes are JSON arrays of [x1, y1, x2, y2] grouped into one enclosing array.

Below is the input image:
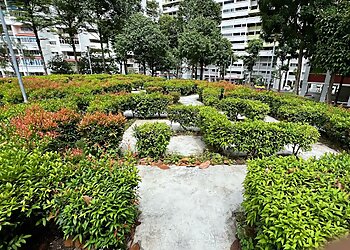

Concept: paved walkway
[[180, 95, 204, 106], [134, 165, 247, 250], [120, 120, 206, 155]]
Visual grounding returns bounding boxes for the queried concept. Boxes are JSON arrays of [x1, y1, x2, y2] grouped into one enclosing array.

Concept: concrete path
[[167, 136, 206, 156], [299, 143, 338, 160], [134, 165, 247, 250], [180, 95, 204, 106], [120, 120, 206, 155]]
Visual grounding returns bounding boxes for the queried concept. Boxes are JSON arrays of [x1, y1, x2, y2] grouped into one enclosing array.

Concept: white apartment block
[[0, 1, 148, 77], [161, 0, 307, 88]]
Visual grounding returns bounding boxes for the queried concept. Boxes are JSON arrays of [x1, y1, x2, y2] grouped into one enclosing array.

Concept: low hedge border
[[198, 107, 319, 158], [133, 122, 172, 158], [240, 154, 350, 249]]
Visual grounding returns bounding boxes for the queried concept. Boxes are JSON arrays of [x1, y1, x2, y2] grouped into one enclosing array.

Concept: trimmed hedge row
[[10, 106, 127, 152], [134, 122, 172, 158], [219, 98, 270, 121], [198, 107, 319, 158], [0, 74, 166, 104], [88, 93, 174, 118], [222, 87, 350, 151], [144, 79, 198, 96], [240, 154, 350, 249], [168, 105, 200, 130], [0, 139, 139, 249]]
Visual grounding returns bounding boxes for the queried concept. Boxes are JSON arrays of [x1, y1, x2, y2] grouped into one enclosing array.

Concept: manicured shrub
[[326, 111, 350, 150], [168, 105, 200, 130], [10, 106, 81, 150], [87, 94, 132, 114], [78, 112, 126, 150], [279, 122, 320, 155], [53, 156, 140, 250], [145, 86, 163, 93], [241, 154, 350, 250], [133, 93, 172, 118], [0, 145, 74, 249], [219, 98, 270, 121], [169, 91, 181, 104], [134, 122, 172, 158], [198, 107, 318, 158], [277, 103, 330, 129], [201, 88, 223, 106], [144, 80, 196, 96]]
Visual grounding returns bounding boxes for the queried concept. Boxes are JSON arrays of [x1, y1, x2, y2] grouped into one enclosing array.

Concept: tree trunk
[[124, 60, 128, 75], [200, 62, 204, 80], [335, 75, 345, 105], [176, 66, 179, 79], [327, 73, 336, 104], [143, 62, 146, 75], [295, 46, 304, 95], [32, 24, 48, 75], [119, 62, 123, 74], [69, 34, 79, 73], [98, 28, 107, 74], [195, 66, 198, 80]]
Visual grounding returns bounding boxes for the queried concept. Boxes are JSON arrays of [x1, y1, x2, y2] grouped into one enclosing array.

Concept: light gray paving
[[120, 120, 205, 155], [179, 94, 204, 106], [134, 165, 247, 250]]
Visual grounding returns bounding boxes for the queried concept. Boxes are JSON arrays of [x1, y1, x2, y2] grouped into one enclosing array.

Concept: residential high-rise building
[[160, 0, 307, 88]]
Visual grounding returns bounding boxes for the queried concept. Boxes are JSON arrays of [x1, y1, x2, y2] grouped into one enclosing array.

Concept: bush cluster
[[198, 107, 319, 158], [88, 93, 173, 118], [0, 140, 139, 249], [219, 97, 270, 121], [168, 105, 200, 130], [144, 79, 197, 96], [134, 122, 172, 158], [224, 87, 350, 150], [10, 106, 127, 152], [241, 154, 350, 249]]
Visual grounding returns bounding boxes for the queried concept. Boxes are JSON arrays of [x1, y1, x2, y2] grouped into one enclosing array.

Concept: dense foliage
[[240, 154, 350, 249], [134, 122, 172, 158]]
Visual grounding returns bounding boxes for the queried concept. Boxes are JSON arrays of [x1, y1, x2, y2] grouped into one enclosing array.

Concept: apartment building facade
[[161, 0, 307, 88], [0, 1, 148, 77]]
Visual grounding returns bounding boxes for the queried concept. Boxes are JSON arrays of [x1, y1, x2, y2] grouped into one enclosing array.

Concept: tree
[[275, 42, 298, 92], [312, 0, 350, 104], [179, 17, 220, 80], [242, 39, 263, 84], [51, 0, 85, 73], [84, 0, 141, 73], [14, 0, 52, 75], [113, 33, 132, 75], [48, 55, 73, 74], [146, 0, 160, 20], [178, 0, 221, 24], [78, 51, 118, 74], [214, 37, 235, 80], [259, 0, 332, 95], [126, 13, 169, 76], [159, 15, 182, 77]]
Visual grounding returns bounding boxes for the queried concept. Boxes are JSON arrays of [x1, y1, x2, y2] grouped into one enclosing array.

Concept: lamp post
[[86, 46, 92, 74], [0, 6, 28, 103]]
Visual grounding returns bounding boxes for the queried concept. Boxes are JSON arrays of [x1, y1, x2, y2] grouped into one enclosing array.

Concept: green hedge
[[134, 122, 172, 158], [241, 154, 350, 249], [168, 105, 200, 130], [198, 107, 319, 158], [78, 112, 127, 151], [144, 80, 197, 96], [0, 144, 74, 249], [0, 134, 140, 249], [219, 98, 270, 121], [88, 93, 173, 118], [201, 87, 223, 106], [54, 156, 139, 249]]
